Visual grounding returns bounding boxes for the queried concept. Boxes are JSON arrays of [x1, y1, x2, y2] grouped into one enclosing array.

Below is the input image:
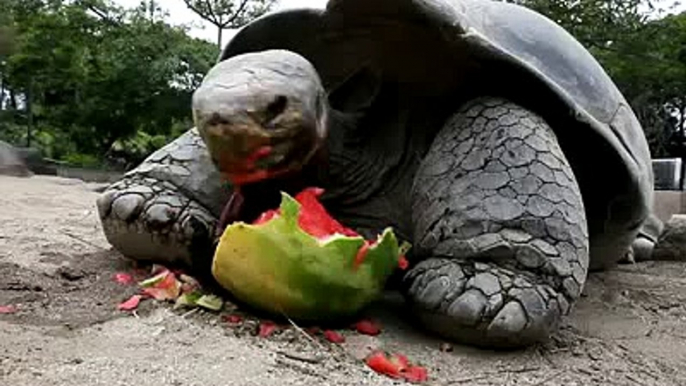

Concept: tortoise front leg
[[404, 98, 589, 348], [96, 128, 230, 269]]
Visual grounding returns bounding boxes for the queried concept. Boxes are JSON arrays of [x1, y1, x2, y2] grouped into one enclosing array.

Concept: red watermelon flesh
[[252, 187, 408, 269]]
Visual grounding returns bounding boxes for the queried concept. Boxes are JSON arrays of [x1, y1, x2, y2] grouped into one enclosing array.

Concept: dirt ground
[[2, 174, 686, 386]]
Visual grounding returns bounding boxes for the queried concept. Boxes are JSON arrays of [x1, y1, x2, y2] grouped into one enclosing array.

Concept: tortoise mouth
[[212, 126, 324, 186], [221, 145, 296, 185]]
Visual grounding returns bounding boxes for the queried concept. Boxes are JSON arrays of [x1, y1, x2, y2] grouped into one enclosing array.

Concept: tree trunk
[[149, 0, 155, 22], [9, 88, 16, 110], [679, 100, 685, 139], [0, 72, 4, 110], [217, 26, 223, 49], [26, 78, 33, 148]]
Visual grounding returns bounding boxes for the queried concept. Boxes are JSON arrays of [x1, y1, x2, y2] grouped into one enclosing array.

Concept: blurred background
[[0, 0, 684, 174]]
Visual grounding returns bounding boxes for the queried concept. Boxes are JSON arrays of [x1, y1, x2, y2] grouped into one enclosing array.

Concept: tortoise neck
[[305, 107, 360, 188]]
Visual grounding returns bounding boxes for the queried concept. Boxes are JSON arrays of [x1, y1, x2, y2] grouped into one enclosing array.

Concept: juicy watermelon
[[212, 188, 409, 321]]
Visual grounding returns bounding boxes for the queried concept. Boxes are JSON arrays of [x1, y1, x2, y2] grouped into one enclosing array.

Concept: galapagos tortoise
[[97, 0, 662, 347]]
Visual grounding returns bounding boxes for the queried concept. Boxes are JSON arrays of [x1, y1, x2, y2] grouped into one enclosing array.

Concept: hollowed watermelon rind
[[211, 192, 402, 321]]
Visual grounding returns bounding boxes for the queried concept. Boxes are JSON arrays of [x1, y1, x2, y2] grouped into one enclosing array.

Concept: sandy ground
[[2, 175, 686, 386]]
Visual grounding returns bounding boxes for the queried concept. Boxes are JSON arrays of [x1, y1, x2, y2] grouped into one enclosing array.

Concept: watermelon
[[211, 188, 409, 321]]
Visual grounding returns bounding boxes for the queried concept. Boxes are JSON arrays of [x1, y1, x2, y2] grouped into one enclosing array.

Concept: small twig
[[59, 230, 108, 251], [283, 315, 327, 351], [181, 308, 199, 318], [450, 374, 490, 384], [576, 367, 594, 376], [530, 370, 565, 386], [274, 357, 326, 379], [277, 350, 325, 364], [508, 366, 541, 374], [449, 367, 541, 384]]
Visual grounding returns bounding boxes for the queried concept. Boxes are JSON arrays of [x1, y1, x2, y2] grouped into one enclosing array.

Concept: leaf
[[113, 273, 133, 285], [117, 295, 142, 311], [0, 305, 17, 314], [258, 321, 278, 337], [354, 319, 381, 336], [323, 330, 345, 343], [174, 291, 202, 309], [195, 294, 223, 311]]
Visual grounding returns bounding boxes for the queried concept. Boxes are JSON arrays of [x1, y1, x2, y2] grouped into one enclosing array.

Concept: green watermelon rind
[[211, 192, 403, 321]]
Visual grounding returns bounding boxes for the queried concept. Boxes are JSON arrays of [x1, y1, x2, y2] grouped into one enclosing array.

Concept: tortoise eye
[[264, 95, 288, 123]]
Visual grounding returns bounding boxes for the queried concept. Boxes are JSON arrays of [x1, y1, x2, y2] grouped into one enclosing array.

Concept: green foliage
[[512, 0, 686, 158], [594, 12, 686, 157], [1, 0, 684, 169], [0, 0, 218, 168]]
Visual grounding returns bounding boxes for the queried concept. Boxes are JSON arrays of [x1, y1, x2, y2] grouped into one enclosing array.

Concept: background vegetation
[[0, 0, 684, 170]]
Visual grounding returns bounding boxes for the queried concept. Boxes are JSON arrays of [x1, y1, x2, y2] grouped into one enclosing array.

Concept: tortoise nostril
[[207, 113, 230, 126], [264, 95, 288, 123]]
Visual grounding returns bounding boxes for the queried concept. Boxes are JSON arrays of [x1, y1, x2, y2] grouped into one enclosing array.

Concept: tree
[[182, 0, 276, 48], [511, 0, 686, 158], [0, 0, 218, 166]]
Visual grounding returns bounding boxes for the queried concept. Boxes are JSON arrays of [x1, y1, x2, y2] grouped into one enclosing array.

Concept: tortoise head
[[193, 50, 328, 185]]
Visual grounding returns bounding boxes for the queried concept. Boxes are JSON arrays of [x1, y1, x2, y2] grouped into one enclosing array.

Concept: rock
[[652, 158, 683, 191], [0, 141, 32, 177], [653, 215, 686, 260], [15, 147, 57, 175]]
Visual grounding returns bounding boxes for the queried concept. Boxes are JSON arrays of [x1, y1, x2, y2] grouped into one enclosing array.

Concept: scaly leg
[[404, 98, 589, 348], [97, 129, 231, 268]]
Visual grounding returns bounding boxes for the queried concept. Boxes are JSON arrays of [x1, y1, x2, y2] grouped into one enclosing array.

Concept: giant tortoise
[[96, 0, 662, 348]]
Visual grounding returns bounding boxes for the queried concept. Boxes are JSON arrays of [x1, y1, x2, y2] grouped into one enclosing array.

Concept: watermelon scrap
[[365, 350, 428, 383], [404, 365, 429, 383], [258, 321, 278, 337], [114, 273, 134, 285], [117, 295, 142, 311], [196, 294, 223, 311], [223, 314, 244, 325], [140, 270, 181, 301], [323, 330, 346, 343], [0, 305, 17, 314], [174, 291, 202, 309], [354, 319, 381, 336]]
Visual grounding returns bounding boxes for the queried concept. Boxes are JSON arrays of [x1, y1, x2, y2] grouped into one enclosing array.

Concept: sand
[[2, 174, 686, 386]]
